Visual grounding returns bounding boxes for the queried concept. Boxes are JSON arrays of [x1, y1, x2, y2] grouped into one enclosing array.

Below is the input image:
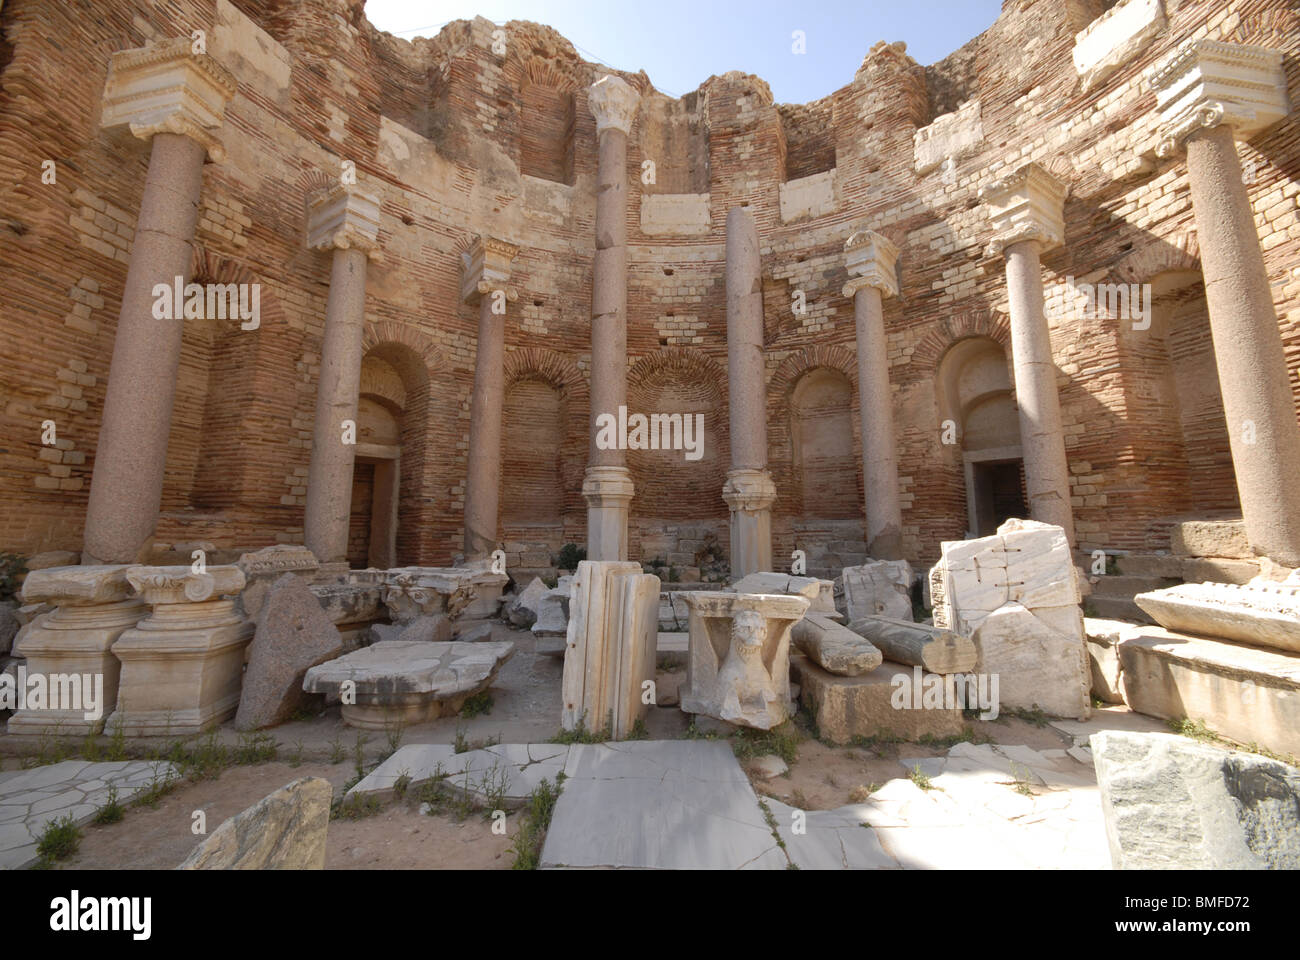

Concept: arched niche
[[936, 336, 1026, 536], [502, 376, 565, 528], [790, 367, 857, 521]]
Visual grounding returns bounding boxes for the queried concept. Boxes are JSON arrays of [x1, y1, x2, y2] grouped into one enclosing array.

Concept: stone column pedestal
[[7, 565, 146, 735], [584, 76, 639, 560], [107, 565, 251, 736], [844, 230, 904, 560], [722, 469, 777, 581], [980, 163, 1076, 545], [1151, 40, 1300, 566], [83, 40, 236, 564], [302, 184, 382, 565], [461, 237, 519, 560]]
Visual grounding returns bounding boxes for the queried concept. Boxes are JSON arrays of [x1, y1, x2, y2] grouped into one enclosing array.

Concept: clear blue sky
[[364, 0, 1005, 103]]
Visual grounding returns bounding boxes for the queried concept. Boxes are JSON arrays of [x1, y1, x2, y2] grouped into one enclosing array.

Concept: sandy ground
[[48, 760, 518, 870]]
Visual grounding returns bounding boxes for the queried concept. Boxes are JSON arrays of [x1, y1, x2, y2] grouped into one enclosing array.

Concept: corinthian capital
[[842, 230, 900, 298], [979, 161, 1069, 257], [588, 75, 639, 136], [1148, 39, 1288, 158], [460, 235, 519, 304], [305, 182, 382, 257], [100, 37, 237, 162]]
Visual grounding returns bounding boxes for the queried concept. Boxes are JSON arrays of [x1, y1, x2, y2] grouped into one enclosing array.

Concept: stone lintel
[[460, 235, 520, 304], [842, 230, 900, 298], [1149, 39, 1289, 158], [588, 74, 639, 136], [979, 161, 1069, 257], [100, 36, 237, 161], [305, 182, 382, 256]]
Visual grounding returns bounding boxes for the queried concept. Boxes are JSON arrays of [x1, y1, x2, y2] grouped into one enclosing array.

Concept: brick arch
[[359, 355, 407, 412], [627, 346, 728, 401], [1109, 232, 1200, 285], [911, 307, 1011, 371], [361, 320, 443, 383], [504, 346, 588, 403], [500, 347, 588, 537], [188, 247, 286, 334], [768, 344, 859, 402]]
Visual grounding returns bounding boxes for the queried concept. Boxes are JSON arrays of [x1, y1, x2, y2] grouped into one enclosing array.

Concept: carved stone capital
[[21, 564, 136, 606], [979, 162, 1069, 257], [1149, 39, 1288, 158], [305, 182, 382, 257], [461, 236, 519, 304], [100, 37, 237, 162], [125, 564, 246, 605], [842, 230, 900, 298], [722, 468, 778, 513], [588, 75, 639, 136]]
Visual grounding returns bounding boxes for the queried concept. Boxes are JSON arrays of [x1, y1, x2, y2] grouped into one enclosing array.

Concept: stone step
[[1110, 554, 1184, 579], [1117, 627, 1300, 759], [1085, 594, 1151, 624], [1090, 574, 1167, 598]]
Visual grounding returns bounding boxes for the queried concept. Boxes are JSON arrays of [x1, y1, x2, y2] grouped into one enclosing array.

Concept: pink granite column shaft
[[1004, 238, 1075, 545], [83, 133, 207, 564], [854, 284, 903, 559], [464, 293, 505, 559], [303, 246, 369, 565], [1186, 123, 1300, 566], [589, 127, 629, 471]]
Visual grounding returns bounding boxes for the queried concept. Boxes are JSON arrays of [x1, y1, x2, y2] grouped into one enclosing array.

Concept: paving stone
[[541, 740, 787, 869], [0, 759, 177, 869], [348, 742, 569, 808], [766, 799, 900, 869]]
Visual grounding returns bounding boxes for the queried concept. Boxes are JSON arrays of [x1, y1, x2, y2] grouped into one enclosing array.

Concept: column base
[[583, 466, 635, 562], [107, 602, 253, 737], [722, 469, 777, 580], [6, 598, 147, 736]]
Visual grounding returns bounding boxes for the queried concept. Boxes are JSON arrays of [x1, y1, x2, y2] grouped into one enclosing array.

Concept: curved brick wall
[[1, 0, 1298, 572]]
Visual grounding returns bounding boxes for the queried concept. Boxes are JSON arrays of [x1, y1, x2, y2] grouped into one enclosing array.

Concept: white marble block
[[930, 518, 1090, 719], [560, 561, 660, 738]]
